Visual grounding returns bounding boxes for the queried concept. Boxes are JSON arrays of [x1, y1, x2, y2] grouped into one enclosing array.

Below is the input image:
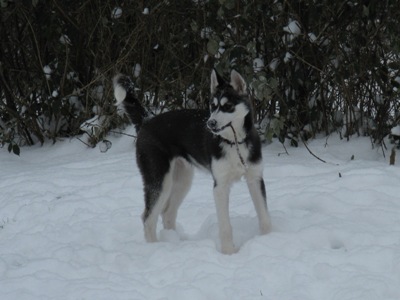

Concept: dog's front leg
[[213, 181, 236, 254]]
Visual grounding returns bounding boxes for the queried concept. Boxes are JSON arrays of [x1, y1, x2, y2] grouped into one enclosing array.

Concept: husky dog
[[113, 70, 271, 254]]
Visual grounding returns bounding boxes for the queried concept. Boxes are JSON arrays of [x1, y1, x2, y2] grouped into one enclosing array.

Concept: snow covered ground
[[1, 129, 400, 300]]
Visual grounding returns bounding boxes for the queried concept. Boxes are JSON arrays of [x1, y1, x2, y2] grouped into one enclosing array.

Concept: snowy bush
[[1, 0, 400, 153]]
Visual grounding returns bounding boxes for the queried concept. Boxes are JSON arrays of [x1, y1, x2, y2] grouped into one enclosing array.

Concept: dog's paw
[[260, 224, 271, 235], [259, 217, 272, 235], [220, 244, 238, 255]]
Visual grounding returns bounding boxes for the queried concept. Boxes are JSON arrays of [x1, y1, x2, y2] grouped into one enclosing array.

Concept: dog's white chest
[[212, 144, 249, 182]]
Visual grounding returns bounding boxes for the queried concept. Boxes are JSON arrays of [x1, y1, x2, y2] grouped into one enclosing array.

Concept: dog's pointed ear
[[230, 70, 247, 95], [210, 69, 224, 95]]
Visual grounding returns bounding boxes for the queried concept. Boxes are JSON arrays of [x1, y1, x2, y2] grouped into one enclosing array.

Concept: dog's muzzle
[[207, 119, 217, 131], [207, 119, 231, 134]]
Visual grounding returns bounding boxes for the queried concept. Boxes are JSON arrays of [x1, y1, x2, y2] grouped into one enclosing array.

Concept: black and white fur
[[113, 70, 271, 254]]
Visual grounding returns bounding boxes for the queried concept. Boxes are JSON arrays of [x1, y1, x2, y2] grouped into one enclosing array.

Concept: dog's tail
[[113, 74, 148, 132]]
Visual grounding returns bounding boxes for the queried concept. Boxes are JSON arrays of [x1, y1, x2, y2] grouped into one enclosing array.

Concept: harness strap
[[227, 124, 248, 169], [220, 137, 246, 146]]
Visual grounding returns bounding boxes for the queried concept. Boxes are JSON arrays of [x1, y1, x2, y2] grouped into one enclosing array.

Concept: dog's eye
[[210, 103, 217, 111], [224, 103, 233, 109], [221, 102, 234, 112]]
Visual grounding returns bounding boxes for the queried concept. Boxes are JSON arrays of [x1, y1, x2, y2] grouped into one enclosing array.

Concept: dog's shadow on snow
[[159, 214, 262, 251]]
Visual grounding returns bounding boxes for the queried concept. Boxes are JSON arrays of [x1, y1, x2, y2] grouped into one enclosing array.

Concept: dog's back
[[136, 109, 215, 170]]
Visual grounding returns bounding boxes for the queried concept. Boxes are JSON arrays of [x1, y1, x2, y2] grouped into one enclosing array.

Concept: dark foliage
[[1, 0, 400, 153]]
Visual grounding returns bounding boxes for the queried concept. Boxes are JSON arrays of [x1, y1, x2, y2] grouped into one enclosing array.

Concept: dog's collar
[[212, 122, 247, 146], [217, 123, 249, 169]]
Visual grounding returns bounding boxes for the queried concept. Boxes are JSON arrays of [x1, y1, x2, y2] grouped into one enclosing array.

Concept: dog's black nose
[[207, 119, 217, 130]]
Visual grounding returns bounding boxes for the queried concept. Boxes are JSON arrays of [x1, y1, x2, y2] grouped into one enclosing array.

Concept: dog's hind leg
[[246, 166, 271, 235], [162, 158, 194, 230], [141, 159, 176, 243]]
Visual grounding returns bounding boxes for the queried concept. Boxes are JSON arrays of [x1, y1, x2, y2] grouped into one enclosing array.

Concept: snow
[[253, 58, 264, 72], [308, 32, 317, 43], [43, 65, 52, 80], [1, 130, 400, 299], [269, 58, 280, 71], [66, 72, 78, 82], [59, 34, 71, 46], [283, 20, 301, 35], [79, 115, 106, 135], [91, 85, 104, 101], [200, 27, 212, 39], [391, 125, 400, 136], [284, 52, 293, 63], [111, 7, 122, 19], [282, 20, 302, 45], [133, 63, 141, 78]]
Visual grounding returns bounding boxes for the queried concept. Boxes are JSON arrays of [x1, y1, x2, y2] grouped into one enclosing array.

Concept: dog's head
[[207, 70, 251, 139]]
